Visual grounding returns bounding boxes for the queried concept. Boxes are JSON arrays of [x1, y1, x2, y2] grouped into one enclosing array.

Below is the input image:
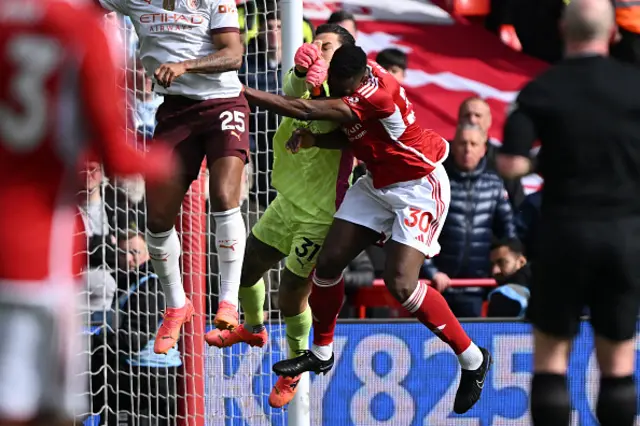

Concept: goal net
[[75, 2, 302, 425]]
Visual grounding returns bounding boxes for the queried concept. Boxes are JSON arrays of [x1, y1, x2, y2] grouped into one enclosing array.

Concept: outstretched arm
[[313, 129, 349, 150], [244, 87, 358, 122]]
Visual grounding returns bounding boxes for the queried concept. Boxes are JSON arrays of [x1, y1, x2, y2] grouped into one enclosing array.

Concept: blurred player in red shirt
[[0, 0, 175, 424], [244, 44, 491, 415]]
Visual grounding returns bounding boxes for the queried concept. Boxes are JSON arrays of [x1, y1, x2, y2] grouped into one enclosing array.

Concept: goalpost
[[78, 1, 310, 425]]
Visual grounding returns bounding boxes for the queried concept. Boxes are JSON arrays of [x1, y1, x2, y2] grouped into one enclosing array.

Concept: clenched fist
[[154, 62, 187, 88], [294, 41, 321, 73]]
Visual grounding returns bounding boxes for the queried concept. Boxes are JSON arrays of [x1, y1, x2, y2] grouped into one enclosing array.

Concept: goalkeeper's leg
[[268, 268, 313, 409], [205, 232, 284, 348]]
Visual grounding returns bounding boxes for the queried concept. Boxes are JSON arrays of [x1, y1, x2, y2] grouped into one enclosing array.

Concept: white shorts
[[0, 280, 87, 422], [335, 164, 451, 257]]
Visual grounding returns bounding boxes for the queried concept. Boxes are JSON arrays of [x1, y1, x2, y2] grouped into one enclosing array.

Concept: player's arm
[[244, 87, 358, 122], [182, 31, 243, 74], [81, 19, 174, 182], [282, 68, 310, 98], [286, 128, 348, 152], [496, 99, 537, 179]]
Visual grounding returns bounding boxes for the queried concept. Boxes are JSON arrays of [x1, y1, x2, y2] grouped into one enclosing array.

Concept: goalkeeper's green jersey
[[270, 69, 353, 225]]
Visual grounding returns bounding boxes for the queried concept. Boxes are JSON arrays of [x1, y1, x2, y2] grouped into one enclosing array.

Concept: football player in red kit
[[243, 44, 491, 415], [0, 0, 175, 424]]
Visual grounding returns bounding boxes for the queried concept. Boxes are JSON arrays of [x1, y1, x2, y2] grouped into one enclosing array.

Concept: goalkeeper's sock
[[284, 307, 312, 358], [146, 227, 186, 309], [403, 281, 483, 370], [213, 207, 246, 308], [308, 271, 344, 359], [239, 279, 265, 330]]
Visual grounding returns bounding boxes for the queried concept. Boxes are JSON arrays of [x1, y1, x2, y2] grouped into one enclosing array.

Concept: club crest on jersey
[[346, 96, 359, 104], [184, 0, 201, 12]]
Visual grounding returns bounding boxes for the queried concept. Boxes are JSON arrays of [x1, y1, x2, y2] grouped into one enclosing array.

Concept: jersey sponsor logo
[[217, 3, 237, 14], [184, 0, 201, 12], [344, 123, 367, 141], [139, 13, 204, 25]]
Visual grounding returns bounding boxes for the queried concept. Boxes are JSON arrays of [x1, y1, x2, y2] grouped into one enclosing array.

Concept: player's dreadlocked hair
[[329, 44, 367, 79]]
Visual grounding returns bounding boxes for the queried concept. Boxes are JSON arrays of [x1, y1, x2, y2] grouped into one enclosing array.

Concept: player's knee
[[146, 215, 174, 234], [382, 270, 417, 303], [314, 251, 344, 280], [209, 186, 241, 212]]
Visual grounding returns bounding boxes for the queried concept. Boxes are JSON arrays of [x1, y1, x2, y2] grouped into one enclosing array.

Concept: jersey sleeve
[[97, 0, 127, 15], [209, 0, 240, 33], [341, 85, 396, 121]]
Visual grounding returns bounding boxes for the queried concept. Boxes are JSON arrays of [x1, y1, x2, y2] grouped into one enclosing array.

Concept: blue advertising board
[[204, 321, 640, 426], [85, 321, 640, 425]]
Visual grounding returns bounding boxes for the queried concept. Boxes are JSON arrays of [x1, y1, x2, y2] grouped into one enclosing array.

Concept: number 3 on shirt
[[404, 207, 433, 233], [0, 36, 60, 152]]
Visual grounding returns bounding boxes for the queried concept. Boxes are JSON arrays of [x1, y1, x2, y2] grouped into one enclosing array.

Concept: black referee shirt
[[501, 55, 640, 220]]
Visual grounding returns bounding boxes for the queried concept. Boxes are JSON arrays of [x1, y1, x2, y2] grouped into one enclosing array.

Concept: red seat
[[446, 0, 490, 16], [352, 279, 496, 319]]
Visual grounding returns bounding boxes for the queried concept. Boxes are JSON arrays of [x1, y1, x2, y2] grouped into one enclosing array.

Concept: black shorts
[[526, 216, 640, 341], [153, 95, 250, 183]]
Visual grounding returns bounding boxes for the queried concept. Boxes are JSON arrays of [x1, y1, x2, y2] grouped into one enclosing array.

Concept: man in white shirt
[[96, 0, 249, 354]]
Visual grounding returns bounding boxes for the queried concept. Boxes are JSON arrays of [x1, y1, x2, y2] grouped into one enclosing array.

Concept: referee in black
[[496, 0, 640, 425]]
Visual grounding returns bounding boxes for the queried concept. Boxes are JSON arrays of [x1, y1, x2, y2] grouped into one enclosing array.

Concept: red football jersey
[[0, 0, 173, 282], [341, 60, 448, 188]]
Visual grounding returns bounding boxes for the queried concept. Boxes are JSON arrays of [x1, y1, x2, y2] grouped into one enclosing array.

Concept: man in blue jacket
[[422, 124, 516, 317]]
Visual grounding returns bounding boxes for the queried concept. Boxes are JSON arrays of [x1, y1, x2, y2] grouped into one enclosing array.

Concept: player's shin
[[284, 307, 312, 358], [402, 281, 483, 370], [239, 279, 266, 332], [146, 227, 186, 308], [213, 207, 246, 328], [308, 271, 344, 361]]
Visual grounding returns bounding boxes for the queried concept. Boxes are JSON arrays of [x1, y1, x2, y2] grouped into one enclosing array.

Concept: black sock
[[597, 375, 637, 426], [530, 373, 571, 426]]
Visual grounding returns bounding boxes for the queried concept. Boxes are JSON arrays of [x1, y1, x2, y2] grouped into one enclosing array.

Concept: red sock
[[309, 271, 344, 346], [403, 281, 471, 354]]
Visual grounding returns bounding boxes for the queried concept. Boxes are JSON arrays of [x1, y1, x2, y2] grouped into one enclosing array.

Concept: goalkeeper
[[206, 23, 356, 408]]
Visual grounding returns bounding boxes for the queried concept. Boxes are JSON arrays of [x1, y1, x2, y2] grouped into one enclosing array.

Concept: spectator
[[486, 238, 531, 317], [610, 2, 640, 66], [327, 9, 357, 39], [457, 97, 525, 207], [376, 48, 408, 84], [422, 124, 516, 317], [241, 9, 282, 207], [101, 230, 180, 426], [514, 189, 542, 262], [128, 57, 163, 140]]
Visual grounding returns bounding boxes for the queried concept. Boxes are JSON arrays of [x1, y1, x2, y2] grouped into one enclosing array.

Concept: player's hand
[[154, 62, 187, 88], [430, 272, 451, 293], [294, 41, 321, 73], [286, 128, 316, 153], [306, 57, 328, 88]]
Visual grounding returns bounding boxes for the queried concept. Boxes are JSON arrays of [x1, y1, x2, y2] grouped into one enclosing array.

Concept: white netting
[[75, 2, 292, 425]]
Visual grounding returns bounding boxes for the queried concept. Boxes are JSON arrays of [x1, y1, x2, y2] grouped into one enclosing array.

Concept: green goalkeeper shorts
[[251, 195, 331, 278]]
